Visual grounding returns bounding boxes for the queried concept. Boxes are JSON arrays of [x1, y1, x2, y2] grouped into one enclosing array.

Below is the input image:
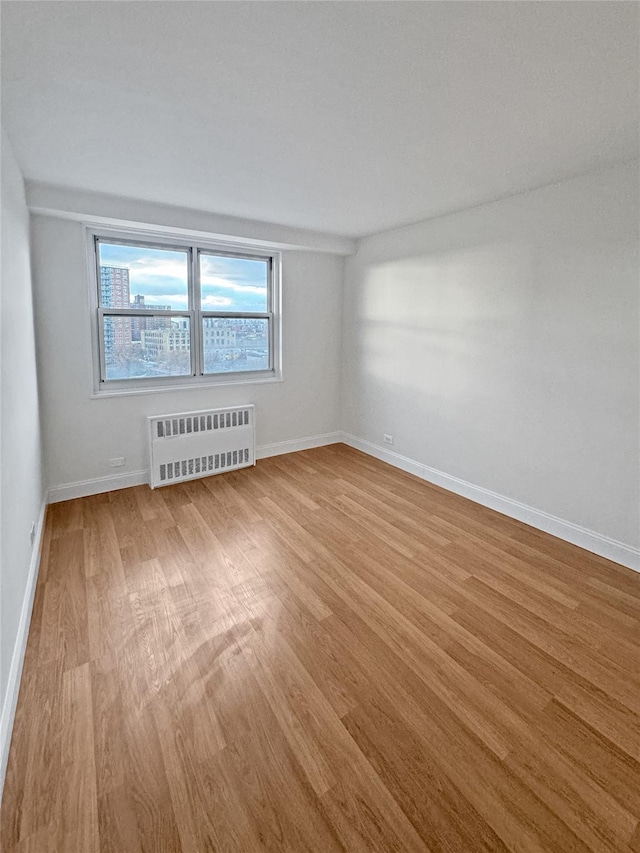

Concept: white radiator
[[148, 405, 255, 488]]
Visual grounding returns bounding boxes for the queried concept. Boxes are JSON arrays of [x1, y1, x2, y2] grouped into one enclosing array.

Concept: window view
[[102, 316, 191, 380], [98, 243, 190, 380], [202, 317, 269, 374], [199, 252, 270, 374], [95, 236, 276, 386]]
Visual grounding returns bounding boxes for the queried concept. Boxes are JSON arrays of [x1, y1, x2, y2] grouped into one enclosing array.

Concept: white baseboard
[[0, 497, 47, 804], [256, 431, 342, 459], [340, 432, 640, 573], [46, 432, 343, 503], [48, 469, 149, 503], [340, 434, 425, 479]]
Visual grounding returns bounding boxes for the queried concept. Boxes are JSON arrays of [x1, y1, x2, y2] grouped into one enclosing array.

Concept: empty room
[[1, 1, 639, 851]]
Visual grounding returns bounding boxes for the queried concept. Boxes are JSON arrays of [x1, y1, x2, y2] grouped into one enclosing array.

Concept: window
[[89, 229, 281, 393]]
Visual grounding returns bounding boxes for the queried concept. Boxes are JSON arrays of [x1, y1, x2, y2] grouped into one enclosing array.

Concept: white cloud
[[145, 294, 189, 308], [200, 273, 265, 294], [128, 258, 188, 283], [202, 294, 233, 307]]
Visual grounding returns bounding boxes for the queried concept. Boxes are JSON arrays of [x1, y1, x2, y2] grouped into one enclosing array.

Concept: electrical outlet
[[30, 521, 36, 545], [109, 457, 126, 468], [383, 434, 394, 445]]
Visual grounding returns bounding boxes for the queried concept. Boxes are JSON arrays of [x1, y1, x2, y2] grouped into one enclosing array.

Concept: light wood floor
[[2, 444, 639, 852]]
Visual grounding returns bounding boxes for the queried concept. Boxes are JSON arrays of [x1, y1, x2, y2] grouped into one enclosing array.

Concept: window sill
[[90, 372, 283, 399]]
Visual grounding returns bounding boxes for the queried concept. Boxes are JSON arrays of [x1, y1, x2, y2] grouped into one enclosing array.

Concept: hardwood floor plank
[[554, 681, 640, 762], [302, 595, 590, 852], [58, 662, 99, 852], [504, 743, 637, 851], [450, 595, 638, 716], [120, 702, 184, 853], [209, 650, 345, 853], [90, 658, 128, 797], [341, 699, 512, 853], [540, 699, 640, 817], [97, 785, 143, 853], [248, 578, 357, 719], [2, 444, 639, 853], [306, 551, 531, 760], [3, 664, 63, 846]]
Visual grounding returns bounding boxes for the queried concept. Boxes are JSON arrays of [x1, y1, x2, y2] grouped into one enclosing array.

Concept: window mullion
[[191, 246, 202, 376], [268, 255, 274, 372], [200, 311, 271, 320], [268, 313, 274, 372], [100, 308, 191, 317], [97, 308, 107, 382]]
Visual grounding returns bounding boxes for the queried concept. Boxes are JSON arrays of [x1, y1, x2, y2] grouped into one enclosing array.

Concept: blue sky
[[99, 243, 268, 312]]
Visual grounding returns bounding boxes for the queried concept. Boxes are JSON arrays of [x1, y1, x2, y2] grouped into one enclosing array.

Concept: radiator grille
[[148, 406, 255, 488], [156, 408, 251, 439], [159, 448, 251, 483]]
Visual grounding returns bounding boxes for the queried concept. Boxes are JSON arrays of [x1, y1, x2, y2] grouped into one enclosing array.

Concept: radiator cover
[[148, 405, 255, 488]]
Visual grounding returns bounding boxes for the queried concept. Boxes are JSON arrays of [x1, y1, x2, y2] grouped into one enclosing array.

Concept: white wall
[[342, 162, 639, 552], [31, 213, 345, 493], [0, 129, 44, 789]]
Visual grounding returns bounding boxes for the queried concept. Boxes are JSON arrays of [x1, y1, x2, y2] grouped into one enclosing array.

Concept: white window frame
[[86, 226, 282, 396]]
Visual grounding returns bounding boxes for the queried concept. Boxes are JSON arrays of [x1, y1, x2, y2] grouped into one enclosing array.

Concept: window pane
[[202, 318, 269, 374], [200, 253, 268, 313], [98, 242, 189, 311], [103, 316, 191, 380]]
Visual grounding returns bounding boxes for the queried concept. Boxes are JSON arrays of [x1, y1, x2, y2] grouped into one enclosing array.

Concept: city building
[[140, 321, 236, 356], [203, 317, 236, 349], [140, 327, 191, 356], [100, 265, 131, 352], [130, 294, 172, 341]]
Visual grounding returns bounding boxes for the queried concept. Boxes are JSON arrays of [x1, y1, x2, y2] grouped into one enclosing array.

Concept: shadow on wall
[[352, 244, 536, 456]]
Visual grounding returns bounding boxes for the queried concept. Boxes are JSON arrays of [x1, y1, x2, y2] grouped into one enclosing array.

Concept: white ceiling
[[2, 1, 638, 238]]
